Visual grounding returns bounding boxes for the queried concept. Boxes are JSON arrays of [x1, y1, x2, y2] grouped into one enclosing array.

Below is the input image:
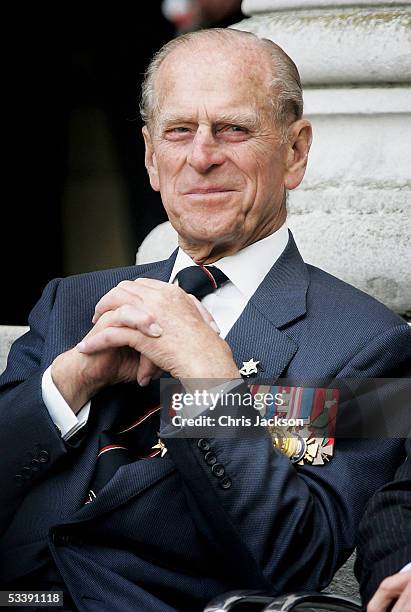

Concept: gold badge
[[269, 427, 334, 465]]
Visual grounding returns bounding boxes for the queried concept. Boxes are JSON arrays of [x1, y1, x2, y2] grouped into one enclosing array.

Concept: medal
[[252, 383, 338, 466], [239, 358, 260, 377], [269, 428, 306, 463], [151, 438, 168, 457], [269, 428, 335, 466]]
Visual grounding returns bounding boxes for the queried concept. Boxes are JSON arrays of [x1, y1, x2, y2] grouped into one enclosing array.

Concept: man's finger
[[133, 277, 171, 289], [368, 571, 411, 612], [188, 294, 220, 334], [92, 304, 163, 338], [137, 354, 163, 387], [93, 286, 144, 324], [391, 573, 411, 612], [93, 279, 175, 324], [77, 326, 147, 354]]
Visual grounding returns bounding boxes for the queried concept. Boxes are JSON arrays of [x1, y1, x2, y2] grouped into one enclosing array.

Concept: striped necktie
[[176, 265, 228, 299]]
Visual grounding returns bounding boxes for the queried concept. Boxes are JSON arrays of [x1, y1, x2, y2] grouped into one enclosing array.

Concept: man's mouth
[[184, 187, 235, 195]]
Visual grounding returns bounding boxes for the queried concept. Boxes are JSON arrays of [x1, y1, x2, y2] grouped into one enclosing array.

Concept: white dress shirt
[[42, 224, 289, 439]]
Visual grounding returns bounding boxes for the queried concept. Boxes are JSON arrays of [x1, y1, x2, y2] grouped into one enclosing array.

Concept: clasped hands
[[51, 278, 239, 414]]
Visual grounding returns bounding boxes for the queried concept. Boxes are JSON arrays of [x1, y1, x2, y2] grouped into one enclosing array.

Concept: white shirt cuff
[[41, 365, 91, 440], [400, 562, 411, 573]]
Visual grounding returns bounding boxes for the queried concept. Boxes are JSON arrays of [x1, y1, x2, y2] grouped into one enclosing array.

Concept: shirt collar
[[169, 223, 289, 300]]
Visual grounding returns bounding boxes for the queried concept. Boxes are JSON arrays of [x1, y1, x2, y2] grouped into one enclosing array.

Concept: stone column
[[233, 0, 410, 314]]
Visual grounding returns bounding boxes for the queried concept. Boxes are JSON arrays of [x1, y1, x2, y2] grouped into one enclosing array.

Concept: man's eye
[[217, 125, 249, 140], [164, 126, 191, 141], [218, 125, 249, 135]]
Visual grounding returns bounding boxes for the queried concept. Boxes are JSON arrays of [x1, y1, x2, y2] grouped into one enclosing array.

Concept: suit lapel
[[226, 233, 308, 380], [68, 455, 175, 524], [227, 303, 298, 380]]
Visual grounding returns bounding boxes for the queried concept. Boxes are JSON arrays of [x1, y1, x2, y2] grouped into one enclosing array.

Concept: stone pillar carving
[[233, 0, 410, 314]]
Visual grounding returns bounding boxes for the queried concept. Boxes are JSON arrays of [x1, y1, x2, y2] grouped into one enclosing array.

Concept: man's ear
[[284, 119, 312, 191], [142, 125, 160, 192]]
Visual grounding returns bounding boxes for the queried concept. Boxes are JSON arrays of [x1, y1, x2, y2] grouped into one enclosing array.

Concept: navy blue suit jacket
[[1, 234, 410, 611]]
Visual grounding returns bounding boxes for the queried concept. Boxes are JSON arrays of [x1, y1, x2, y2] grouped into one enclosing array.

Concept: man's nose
[[187, 127, 225, 173]]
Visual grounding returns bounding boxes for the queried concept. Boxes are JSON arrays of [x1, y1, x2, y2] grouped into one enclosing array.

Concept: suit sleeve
[[163, 324, 411, 595], [355, 437, 411, 604], [0, 279, 70, 534]]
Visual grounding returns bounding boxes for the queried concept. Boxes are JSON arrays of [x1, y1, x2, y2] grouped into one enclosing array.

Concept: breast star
[[152, 439, 168, 457], [239, 358, 260, 376]]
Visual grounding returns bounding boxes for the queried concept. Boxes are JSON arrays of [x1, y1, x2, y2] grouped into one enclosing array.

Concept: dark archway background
[[2, 4, 174, 324], [2, 3, 244, 325]]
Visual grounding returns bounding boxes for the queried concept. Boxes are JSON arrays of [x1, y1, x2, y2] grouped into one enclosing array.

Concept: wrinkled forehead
[[154, 40, 274, 119]]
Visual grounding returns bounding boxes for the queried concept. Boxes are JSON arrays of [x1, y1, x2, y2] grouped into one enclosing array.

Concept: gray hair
[[140, 28, 303, 140]]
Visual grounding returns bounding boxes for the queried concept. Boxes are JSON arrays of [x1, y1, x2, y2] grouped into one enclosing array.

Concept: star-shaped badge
[[239, 358, 260, 377], [152, 438, 168, 457]]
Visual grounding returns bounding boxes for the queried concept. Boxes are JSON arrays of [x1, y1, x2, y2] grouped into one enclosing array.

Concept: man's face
[[143, 40, 308, 262]]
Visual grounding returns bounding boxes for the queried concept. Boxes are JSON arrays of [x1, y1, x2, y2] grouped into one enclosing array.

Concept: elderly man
[[1, 28, 410, 611]]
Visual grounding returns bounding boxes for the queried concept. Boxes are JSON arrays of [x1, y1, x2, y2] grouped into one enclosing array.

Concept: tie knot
[[176, 265, 228, 300]]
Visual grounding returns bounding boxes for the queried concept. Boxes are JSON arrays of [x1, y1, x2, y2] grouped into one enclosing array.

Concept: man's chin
[[176, 226, 244, 262], [179, 226, 237, 248]]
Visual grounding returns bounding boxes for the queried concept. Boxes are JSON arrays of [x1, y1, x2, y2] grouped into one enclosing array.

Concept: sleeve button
[[14, 475, 24, 486], [219, 476, 232, 489], [211, 463, 225, 478], [197, 439, 210, 452], [21, 466, 33, 479], [39, 450, 50, 463], [204, 451, 217, 466], [30, 458, 41, 471]]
